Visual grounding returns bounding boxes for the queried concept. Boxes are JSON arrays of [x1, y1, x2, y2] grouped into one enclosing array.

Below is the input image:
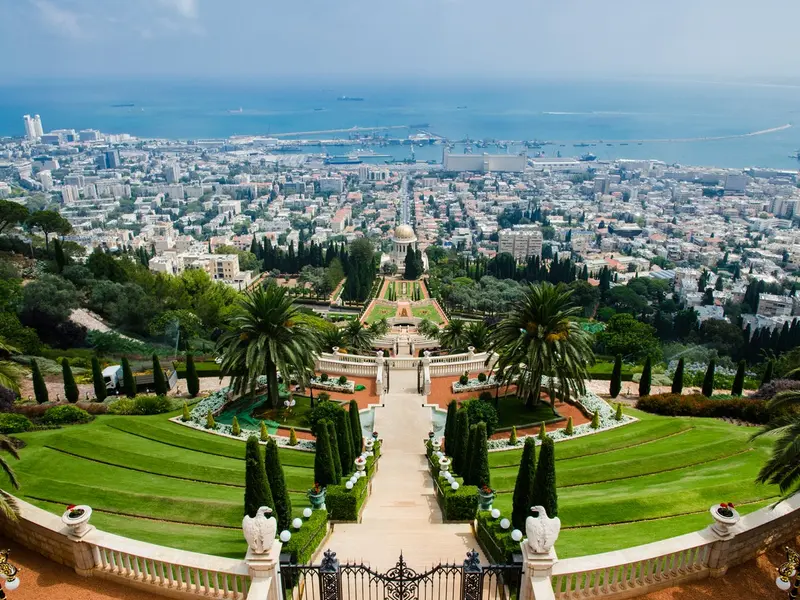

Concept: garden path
[[320, 369, 484, 569]]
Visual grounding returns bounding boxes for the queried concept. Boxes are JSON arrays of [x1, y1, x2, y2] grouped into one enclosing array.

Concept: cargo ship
[[324, 155, 362, 165]]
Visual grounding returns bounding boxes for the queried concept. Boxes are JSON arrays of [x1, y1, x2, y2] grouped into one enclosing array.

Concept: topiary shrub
[[615, 403, 623, 421], [477, 372, 487, 383], [509, 426, 517, 446], [182, 402, 190, 422], [565, 416, 574, 435], [320, 373, 329, 382], [459, 372, 469, 386], [185, 353, 200, 398], [478, 391, 493, 403], [338, 375, 347, 385], [0, 413, 33, 434], [260, 421, 269, 442], [308, 401, 345, 436], [289, 428, 298, 446], [512, 437, 536, 530], [538, 422, 547, 441], [206, 409, 216, 429], [31, 359, 48, 404], [464, 398, 499, 437], [232, 416, 241, 436], [62, 358, 79, 403], [591, 410, 600, 429], [42, 404, 93, 426], [317, 392, 331, 403], [348, 399, 362, 455]]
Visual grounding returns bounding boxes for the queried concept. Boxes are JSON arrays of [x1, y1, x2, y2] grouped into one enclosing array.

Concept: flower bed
[[636, 393, 770, 424], [452, 375, 501, 393], [486, 391, 637, 452], [310, 376, 355, 394]]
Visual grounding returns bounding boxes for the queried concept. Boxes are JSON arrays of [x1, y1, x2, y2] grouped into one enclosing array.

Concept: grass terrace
[[486, 409, 778, 558], [0, 412, 316, 558], [494, 396, 559, 429], [411, 304, 443, 324], [364, 304, 396, 324]]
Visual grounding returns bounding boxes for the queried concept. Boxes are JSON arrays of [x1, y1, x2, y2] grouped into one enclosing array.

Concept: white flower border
[[487, 391, 637, 452], [452, 375, 501, 393], [310, 377, 355, 394]]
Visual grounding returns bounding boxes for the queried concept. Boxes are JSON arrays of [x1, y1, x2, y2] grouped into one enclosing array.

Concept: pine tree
[[62, 358, 79, 403], [91, 356, 106, 401], [182, 402, 190, 421], [470, 422, 491, 489], [511, 437, 536, 530], [313, 421, 337, 488], [260, 421, 269, 442], [609, 354, 622, 398], [761, 360, 774, 387], [186, 353, 199, 398], [731, 360, 746, 396], [244, 436, 274, 518], [326, 420, 342, 482], [639, 356, 652, 397], [671, 358, 685, 394], [565, 417, 574, 435], [152, 354, 167, 396], [232, 416, 241, 436], [264, 438, 292, 531], [531, 437, 558, 518], [444, 399, 458, 453], [53, 238, 66, 272], [702, 359, 715, 398], [348, 400, 363, 455], [31, 359, 48, 404], [452, 408, 470, 476], [538, 422, 547, 441], [121, 357, 136, 398], [335, 407, 354, 475]]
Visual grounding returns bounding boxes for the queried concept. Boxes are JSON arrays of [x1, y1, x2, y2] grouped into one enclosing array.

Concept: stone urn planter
[[364, 438, 375, 452], [432, 438, 442, 453], [355, 456, 367, 473], [308, 487, 326, 510], [710, 503, 740, 539], [438, 456, 452, 475], [478, 487, 496, 511], [62, 504, 93, 537]]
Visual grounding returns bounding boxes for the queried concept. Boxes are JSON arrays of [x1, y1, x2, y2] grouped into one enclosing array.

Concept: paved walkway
[[322, 370, 483, 570]]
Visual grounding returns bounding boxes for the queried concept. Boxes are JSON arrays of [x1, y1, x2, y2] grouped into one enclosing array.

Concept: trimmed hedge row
[[282, 509, 328, 564], [173, 361, 222, 378], [327, 440, 382, 522], [427, 452, 478, 522], [476, 511, 518, 564], [636, 393, 770, 424]]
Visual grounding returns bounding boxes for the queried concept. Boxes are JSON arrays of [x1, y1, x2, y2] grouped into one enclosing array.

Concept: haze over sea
[[3, 78, 800, 170]]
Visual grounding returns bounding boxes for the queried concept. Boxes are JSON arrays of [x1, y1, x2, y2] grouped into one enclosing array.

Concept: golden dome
[[393, 224, 416, 241]]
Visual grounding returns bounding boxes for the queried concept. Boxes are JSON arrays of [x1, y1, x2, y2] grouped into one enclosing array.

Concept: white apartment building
[[61, 185, 80, 205], [319, 177, 344, 194], [498, 226, 543, 260], [757, 293, 793, 317]]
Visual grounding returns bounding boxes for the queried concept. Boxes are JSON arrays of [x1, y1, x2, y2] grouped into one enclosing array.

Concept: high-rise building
[[38, 170, 53, 191], [79, 129, 101, 142], [98, 149, 121, 169], [23, 115, 36, 140], [61, 185, 80, 205], [498, 226, 543, 260], [33, 115, 44, 138], [164, 163, 181, 184]]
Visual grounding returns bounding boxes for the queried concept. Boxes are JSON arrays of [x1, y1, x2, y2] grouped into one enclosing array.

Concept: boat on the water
[[337, 96, 364, 101], [579, 153, 597, 162], [324, 155, 362, 164]]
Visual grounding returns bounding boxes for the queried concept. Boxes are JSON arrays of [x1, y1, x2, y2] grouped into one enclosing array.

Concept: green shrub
[[0, 413, 33, 434], [538, 422, 547, 441], [459, 372, 469, 385], [615, 403, 623, 421], [231, 416, 241, 436], [320, 373, 329, 382], [289, 428, 298, 446], [609, 354, 622, 398], [91, 356, 106, 402], [672, 358, 685, 394], [107, 398, 136, 415], [478, 391, 493, 403], [464, 398, 499, 437], [282, 510, 328, 564], [512, 437, 536, 530], [477, 372, 487, 383], [326, 476, 369, 521], [244, 436, 273, 518], [509, 426, 517, 446], [442, 482, 479, 521], [313, 420, 337, 488], [476, 511, 519, 564], [42, 405, 93, 426], [134, 395, 171, 415], [260, 421, 269, 442], [451, 408, 470, 476], [206, 410, 216, 429], [565, 416, 574, 435], [264, 438, 292, 530], [349, 400, 363, 455], [182, 402, 190, 422], [591, 410, 600, 429], [531, 437, 558, 518], [185, 354, 200, 397], [702, 360, 716, 398], [636, 393, 770, 424], [337, 375, 347, 385], [152, 354, 167, 396], [31, 359, 48, 404], [62, 358, 79, 403], [470, 422, 490, 489], [308, 401, 344, 436]]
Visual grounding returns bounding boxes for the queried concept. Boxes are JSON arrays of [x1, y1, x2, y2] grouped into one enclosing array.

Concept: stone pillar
[[422, 351, 432, 395], [62, 505, 98, 577], [375, 350, 385, 386], [519, 543, 557, 600], [467, 346, 475, 359], [246, 543, 283, 600]]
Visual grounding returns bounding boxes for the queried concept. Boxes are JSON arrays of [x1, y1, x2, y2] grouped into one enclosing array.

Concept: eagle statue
[[242, 506, 277, 554], [525, 505, 561, 554]]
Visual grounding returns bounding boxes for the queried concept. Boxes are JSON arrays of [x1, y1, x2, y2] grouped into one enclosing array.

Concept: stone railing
[[0, 497, 285, 600], [315, 350, 378, 378], [428, 349, 497, 377], [520, 494, 800, 600]]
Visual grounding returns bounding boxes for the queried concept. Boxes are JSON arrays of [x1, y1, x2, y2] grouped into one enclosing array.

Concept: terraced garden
[[1, 412, 316, 558], [487, 409, 779, 558]]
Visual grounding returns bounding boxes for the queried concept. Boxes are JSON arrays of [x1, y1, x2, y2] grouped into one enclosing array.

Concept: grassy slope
[[1, 413, 315, 558], [488, 409, 779, 558]]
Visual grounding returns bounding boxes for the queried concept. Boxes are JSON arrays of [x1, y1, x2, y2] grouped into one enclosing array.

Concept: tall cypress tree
[[91, 356, 106, 401], [463, 424, 478, 484], [470, 422, 490, 489], [244, 436, 274, 518], [53, 238, 66, 272], [512, 437, 536, 530], [186, 353, 200, 397], [326, 420, 343, 482], [313, 421, 337, 488], [62, 358, 79, 403], [348, 400, 363, 455], [264, 438, 292, 531], [444, 400, 458, 454], [609, 354, 622, 398], [531, 437, 558, 518], [731, 360, 746, 396], [639, 356, 652, 398], [452, 408, 470, 476], [121, 357, 136, 398], [151, 354, 167, 396], [702, 359, 715, 398], [671, 358, 685, 394], [761, 360, 774, 387], [335, 408, 354, 475], [31, 359, 48, 404]]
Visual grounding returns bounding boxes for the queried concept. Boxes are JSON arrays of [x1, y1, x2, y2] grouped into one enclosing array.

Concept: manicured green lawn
[[0, 413, 315, 558], [252, 394, 314, 429], [365, 304, 396, 324], [487, 409, 779, 558], [411, 304, 443, 324], [493, 396, 558, 429]]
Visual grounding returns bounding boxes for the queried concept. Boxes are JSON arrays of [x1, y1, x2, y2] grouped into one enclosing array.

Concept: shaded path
[[322, 370, 483, 569]]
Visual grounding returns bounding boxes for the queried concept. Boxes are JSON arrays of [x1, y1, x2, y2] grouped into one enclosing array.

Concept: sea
[[3, 78, 800, 170]]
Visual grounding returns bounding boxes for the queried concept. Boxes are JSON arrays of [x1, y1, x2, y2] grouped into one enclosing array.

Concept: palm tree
[[0, 340, 22, 394], [438, 319, 470, 353], [343, 320, 376, 353], [216, 287, 321, 407], [487, 282, 593, 409], [753, 391, 800, 499], [370, 318, 390, 338], [465, 321, 489, 352], [320, 327, 347, 353], [417, 319, 440, 339], [0, 434, 20, 520]]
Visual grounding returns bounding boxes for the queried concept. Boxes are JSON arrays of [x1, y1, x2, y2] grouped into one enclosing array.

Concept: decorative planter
[[364, 438, 375, 452], [438, 457, 452, 475], [432, 439, 442, 452], [308, 489, 327, 510], [478, 491, 495, 511], [355, 457, 367, 472], [62, 505, 93, 538], [710, 503, 740, 539]]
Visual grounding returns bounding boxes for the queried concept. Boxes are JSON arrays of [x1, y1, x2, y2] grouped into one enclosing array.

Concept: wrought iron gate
[[280, 550, 522, 600]]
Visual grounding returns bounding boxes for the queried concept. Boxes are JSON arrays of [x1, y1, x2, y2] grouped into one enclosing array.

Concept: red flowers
[[66, 504, 76, 510], [720, 502, 735, 509]]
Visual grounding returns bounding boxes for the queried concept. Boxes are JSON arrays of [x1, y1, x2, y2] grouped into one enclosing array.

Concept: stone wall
[[0, 500, 78, 569]]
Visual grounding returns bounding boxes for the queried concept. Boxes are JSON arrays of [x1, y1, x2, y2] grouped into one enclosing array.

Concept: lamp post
[[776, 546, 800, 598], [0, 549, 21, 598]]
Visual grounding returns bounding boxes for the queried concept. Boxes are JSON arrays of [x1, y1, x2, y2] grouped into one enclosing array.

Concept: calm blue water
[[3, 79, 800, 169]]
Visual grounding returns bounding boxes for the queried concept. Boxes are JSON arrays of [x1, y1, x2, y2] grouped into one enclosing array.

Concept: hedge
[[636, 393, 770, 424], [108, 395, 174, 415], [282, 510, 328, 564], [427, 452, 478, 522], [326, 440, 382, 521], [41, 405, 93, 426], [476, 511, 519, 564], [173, 361, 222, 379], [0, 413, 33, 434]]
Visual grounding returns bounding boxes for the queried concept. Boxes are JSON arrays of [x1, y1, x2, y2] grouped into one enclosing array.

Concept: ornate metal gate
[[280, 550, 522, 600]]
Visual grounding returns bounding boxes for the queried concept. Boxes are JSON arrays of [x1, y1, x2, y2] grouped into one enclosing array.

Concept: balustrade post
[[61, 504, 98, 577], [245, 542, 283, 600], [706, 503, 741, 578], [319, 550, 342, 600]]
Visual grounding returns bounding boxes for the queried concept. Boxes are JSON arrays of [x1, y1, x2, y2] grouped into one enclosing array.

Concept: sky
[[2, 0, 800, 82]]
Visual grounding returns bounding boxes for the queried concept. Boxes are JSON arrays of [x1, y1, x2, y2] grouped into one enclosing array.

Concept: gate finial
[[463, 550, 482, 573], [321, 550, 340, 573]]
